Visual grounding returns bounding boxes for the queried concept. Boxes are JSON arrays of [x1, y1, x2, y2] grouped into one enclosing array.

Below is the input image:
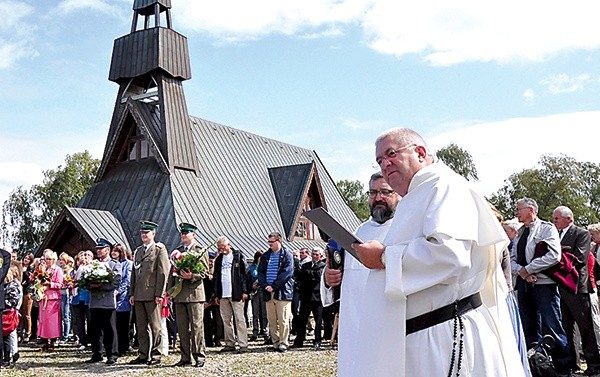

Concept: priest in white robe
[[354, 128, 526, 377], [321, 172, 400, 376]]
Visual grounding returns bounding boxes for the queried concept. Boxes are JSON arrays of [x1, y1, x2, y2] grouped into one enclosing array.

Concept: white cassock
[[321, 218, 393, 377], [381, 163, 525, 377]]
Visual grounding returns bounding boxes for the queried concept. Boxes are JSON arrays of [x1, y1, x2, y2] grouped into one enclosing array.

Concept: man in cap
[[167, 222, 210, 368], [85, 238, 122, 365], [129, 221, 170, 366]]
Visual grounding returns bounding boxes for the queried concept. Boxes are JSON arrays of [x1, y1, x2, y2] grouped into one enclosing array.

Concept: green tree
[[436, 143, 479, 181], [336, 179, 369, 222], [1, 151, 100, 253], [488, 154, 599, 225], [1, 186, 41, 253]]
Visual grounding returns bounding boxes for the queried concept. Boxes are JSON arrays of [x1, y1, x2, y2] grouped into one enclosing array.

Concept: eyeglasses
[[376, 144, 416, 166], [366, 189, 395, 198], [267, 240, 279, 244]]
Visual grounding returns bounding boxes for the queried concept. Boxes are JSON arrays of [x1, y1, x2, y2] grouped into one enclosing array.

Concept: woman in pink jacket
[[38, 249, 64, 352]]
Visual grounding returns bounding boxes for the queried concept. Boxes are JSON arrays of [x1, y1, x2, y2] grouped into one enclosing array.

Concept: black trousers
[[89, 308, 118, 359], [203, 305, 223, 346], [560, 288, 600, 370], [294, 300, 323, 344], [115, 311, 131, 356]]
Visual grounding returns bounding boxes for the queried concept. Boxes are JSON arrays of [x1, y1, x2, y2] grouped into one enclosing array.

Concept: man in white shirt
[[354, 127, 525, 377], [321, 171, 399, 375]]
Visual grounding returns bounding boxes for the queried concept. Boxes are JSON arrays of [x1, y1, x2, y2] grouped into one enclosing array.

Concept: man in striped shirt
[[257, 232, 295, 353]]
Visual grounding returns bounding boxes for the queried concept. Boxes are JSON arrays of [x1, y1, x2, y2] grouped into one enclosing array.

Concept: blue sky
[[2, 0, 600, 208]]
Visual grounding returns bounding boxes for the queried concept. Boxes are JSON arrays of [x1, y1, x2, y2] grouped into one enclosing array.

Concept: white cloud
[[172, 0, 600, 65], [302, 112, 600, 196], [0, 132, 105, 207], [56, 0, 122, 16], [340, 117, 388, 130], [426, 111, 600, 196], [174, 0, 369, 41], [0, 0, 36, 69], [523, 88, 535, 104], [540, 73, 592, 94], [0, 41, 36, 69], [0, 1, 31, 32]]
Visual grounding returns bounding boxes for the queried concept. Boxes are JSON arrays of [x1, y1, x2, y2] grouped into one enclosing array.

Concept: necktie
[[516, 226, 530, 266], [184, 246, 189, 252], [558, 229, 563, 238]]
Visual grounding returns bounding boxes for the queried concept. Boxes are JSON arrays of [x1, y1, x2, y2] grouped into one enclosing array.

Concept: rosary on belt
[[447, 303, 464, 377]]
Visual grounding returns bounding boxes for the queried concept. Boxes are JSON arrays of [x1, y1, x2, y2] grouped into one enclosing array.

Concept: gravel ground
[[3, 339, 338, 377]]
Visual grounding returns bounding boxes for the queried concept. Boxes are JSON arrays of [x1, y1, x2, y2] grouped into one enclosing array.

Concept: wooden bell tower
[[97, 0, 198, 181]]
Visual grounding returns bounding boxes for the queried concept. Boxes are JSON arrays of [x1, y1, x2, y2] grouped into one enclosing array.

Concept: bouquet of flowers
[[63, 273, 75, 290], [30, 263, 50, 302], [77, 260, 115, 289], [167, 242, 214, 298]]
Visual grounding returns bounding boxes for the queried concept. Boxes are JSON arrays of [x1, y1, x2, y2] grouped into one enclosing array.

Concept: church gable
[[96, 100, 168, 181], [269, 162, 326, 241]]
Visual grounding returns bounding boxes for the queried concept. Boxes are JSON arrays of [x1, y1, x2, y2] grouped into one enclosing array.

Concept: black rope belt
[[406, 292, 482, 335]]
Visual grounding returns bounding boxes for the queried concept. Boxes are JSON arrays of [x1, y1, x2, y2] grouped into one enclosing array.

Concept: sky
[[2, 0, 600, 209]]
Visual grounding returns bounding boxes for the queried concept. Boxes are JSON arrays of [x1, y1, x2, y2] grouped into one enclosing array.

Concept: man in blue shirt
[[257, 232, 294, 353]]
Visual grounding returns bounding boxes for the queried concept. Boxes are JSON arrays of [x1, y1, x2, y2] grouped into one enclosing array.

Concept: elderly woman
[[37, 249, 64, 352], [111, 243, 133, 356]]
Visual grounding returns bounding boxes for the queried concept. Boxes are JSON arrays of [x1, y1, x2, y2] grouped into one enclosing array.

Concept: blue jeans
[[61, 294, 72, 341], [517, 280, 571, 373]]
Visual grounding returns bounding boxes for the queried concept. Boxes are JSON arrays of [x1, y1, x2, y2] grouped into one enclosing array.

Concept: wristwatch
[[380, 251, 386, 268]]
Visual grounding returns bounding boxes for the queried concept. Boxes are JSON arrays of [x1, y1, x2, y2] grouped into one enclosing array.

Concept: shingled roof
[[38, 0, 360, 259]]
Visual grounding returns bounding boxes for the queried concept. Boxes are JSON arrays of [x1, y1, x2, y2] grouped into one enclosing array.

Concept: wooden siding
[[109, 28, 191, 82], [158, 75, 199, 172], [134, 0, 171, 11]]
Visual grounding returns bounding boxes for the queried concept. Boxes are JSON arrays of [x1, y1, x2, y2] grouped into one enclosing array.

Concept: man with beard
[[354, 128, 525, 377], [321, 171, 400, 374]]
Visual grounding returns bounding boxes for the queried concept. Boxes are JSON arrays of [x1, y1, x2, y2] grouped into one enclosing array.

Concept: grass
[[3, 339, 338, 377]]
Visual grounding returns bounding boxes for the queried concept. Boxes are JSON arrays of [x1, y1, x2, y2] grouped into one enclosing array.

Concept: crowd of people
[[0, 221, 334, 369], [4, 127, 600, 376], [320, 127, 600, 377]]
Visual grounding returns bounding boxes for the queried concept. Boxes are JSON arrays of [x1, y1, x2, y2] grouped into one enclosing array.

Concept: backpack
[[2, 308, 20, 336], [527, 335, 557, 377]]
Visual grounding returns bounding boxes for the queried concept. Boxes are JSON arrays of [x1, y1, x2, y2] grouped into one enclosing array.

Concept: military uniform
[[167, 238, 210, 367], [130, 222, 170, 364]]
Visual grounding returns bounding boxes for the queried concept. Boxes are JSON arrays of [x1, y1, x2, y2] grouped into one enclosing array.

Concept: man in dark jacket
[[85, 238, 122, 365], [213, 236, 249, 353], [0, 247, 12, 368], [553, 206, 600, 375], [292, 246, 326, 349], [257, 232, 294, 353]]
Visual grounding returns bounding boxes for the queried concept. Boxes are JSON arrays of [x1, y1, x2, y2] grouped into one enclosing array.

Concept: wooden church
[[39, 0, 360, 259]]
